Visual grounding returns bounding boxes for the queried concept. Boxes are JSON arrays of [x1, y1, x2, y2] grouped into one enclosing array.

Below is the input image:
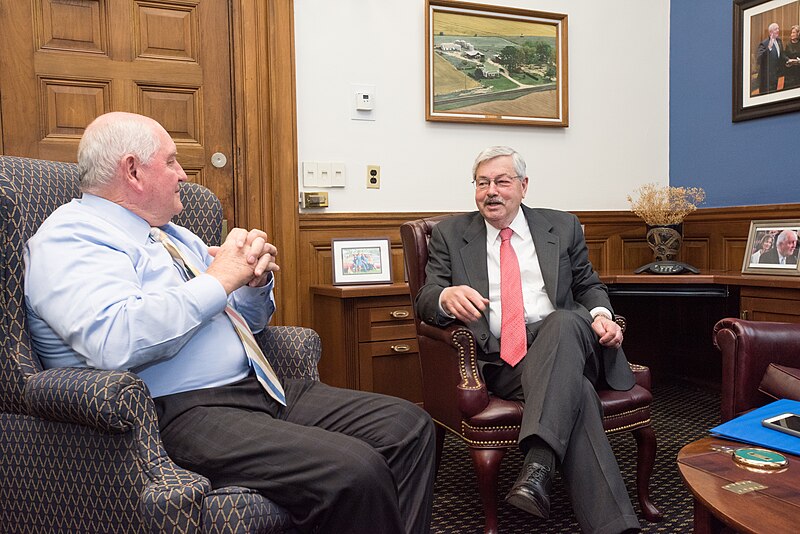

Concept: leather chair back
[[401, 214, 458, 305]]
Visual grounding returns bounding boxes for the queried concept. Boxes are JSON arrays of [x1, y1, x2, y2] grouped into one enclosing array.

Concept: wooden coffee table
[[677, 437, 800, 533]]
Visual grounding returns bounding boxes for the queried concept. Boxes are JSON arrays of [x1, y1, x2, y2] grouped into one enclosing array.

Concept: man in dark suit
[[415, 146, 640, 534], [757, 22, 784, 94], [759, 229, 798, 265]]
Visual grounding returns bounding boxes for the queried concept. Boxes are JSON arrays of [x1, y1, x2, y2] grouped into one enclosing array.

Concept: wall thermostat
[[355, 91, 374, 111]]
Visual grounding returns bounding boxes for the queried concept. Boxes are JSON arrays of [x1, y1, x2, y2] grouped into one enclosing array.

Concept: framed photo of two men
[[733, 0, 800, 121], [742, 219, 800, 275]]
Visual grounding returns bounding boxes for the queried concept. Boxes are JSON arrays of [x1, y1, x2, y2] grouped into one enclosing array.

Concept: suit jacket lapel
[[461, 214, 489, 304], [460, 214, 489, 315], [524, 206, 559, 306]]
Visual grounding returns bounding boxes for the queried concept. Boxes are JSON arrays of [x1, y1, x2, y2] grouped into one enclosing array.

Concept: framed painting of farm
[[425, 0, 568, 127]]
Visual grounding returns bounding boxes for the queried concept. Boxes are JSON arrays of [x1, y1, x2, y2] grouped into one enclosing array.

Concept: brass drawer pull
[[390, 344, 411, 353], [390, 310, 409, 319]]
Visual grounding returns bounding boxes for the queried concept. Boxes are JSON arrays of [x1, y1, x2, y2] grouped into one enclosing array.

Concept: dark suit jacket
[[757, 37, 784, 93], [759, 247, 798, 265], [414, 205, 635, 391]]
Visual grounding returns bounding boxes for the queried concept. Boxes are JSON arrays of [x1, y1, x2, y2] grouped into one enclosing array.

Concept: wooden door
[[0, 0, 236, 224]]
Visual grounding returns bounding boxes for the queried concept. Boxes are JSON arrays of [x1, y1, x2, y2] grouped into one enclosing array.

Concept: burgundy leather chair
[[713, 318, 800, 422], [400, 215, 661, 534]]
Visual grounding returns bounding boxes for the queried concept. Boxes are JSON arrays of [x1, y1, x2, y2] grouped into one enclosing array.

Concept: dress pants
[[154, 375, 436, 534], [482, 310, 640, 534]]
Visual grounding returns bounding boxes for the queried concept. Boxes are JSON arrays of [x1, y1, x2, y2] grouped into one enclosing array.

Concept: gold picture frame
[[741, 219, 800, 275], [425, 0, 568, 126]]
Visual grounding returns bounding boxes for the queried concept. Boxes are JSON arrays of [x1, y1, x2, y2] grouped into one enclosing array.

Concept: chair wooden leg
[[469, 447, 506, 534], [632, 425, 663, 521]]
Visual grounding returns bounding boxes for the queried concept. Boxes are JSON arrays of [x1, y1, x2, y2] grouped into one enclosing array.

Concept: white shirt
[[485, 209, 555, 338], [24, 194, 275, 398]]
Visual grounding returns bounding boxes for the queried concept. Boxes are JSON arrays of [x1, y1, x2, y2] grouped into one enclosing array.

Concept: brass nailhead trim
[[605, 418, 651, 434], [603, 406, 649, 420], [432, 419, 518, 447], [453, 330, 482, 390]]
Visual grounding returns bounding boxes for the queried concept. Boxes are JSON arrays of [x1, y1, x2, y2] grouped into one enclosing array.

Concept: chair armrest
[[24, 367, 149, 433], [25, 367, 217, 530], [255, 326, 321, 382], [418, 322, 489, 419], [714, 318, 800, 421], [203, 487, 292, 533]]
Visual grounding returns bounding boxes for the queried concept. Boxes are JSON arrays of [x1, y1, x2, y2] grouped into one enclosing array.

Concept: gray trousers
[[155, 375, 436, 534], [482, 310, 640, 534]]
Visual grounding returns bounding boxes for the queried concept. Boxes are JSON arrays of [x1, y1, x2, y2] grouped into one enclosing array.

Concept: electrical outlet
[[367, 165, 380, 189]]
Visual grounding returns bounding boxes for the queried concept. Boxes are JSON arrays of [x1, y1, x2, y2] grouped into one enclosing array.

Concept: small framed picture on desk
[[742, 219, 800, 275], [331, 238, 393, 285]]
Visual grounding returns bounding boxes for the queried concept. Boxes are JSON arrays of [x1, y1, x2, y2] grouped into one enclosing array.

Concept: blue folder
[[710, 399, 800, 456]]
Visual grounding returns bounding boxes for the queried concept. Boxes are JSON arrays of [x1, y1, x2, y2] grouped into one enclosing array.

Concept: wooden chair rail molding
[[296, 204, 800, 327]]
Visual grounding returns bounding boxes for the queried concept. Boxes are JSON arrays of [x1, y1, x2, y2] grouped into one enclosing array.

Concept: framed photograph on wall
[[733, 0, 800, 122], [331, 238, 393, 285], [425, 0, 568, 126], [741, 219, 800, 275]]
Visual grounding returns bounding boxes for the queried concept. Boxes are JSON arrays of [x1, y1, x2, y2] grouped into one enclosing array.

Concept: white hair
[[776, 229, 797, 246], [77, 113, 161, 193], [472, 146, 526, 181]]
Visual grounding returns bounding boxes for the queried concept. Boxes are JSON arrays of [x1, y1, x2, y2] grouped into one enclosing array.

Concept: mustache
[[483, 197, 504, 206]]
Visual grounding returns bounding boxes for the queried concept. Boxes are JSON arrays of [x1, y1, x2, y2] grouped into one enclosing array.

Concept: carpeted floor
[[430, 380, 720, 533]]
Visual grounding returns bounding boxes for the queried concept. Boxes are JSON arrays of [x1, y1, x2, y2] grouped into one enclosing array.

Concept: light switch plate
[[302, 162, 318, 187], [331, 162, 346, 187]]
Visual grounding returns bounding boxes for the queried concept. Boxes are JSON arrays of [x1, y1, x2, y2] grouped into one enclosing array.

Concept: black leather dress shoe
[[504, 461, 552, 519]]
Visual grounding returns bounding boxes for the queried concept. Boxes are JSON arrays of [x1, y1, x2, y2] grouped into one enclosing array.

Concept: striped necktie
[[150, 228, 287, 405]]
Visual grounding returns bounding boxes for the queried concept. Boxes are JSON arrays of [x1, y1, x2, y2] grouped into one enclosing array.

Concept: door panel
[[0, 0, 236, 223]]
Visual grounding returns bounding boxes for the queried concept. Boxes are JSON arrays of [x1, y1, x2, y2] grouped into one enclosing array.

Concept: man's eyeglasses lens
[[473, 176, 519, 190]]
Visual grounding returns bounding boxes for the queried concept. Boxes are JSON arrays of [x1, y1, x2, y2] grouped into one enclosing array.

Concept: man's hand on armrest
[[440, 285, 489, 324]]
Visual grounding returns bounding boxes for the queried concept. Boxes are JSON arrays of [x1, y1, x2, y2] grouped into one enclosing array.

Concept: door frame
[[231, 0, 300, 325]]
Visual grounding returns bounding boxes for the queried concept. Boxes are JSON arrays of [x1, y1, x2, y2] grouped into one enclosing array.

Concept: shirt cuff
[[186, 273, 230, 319], [235, 273, 274, 298], [589, 306, 613, 321]]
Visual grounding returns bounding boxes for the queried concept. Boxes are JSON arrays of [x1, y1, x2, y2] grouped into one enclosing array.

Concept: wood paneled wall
[[296, 204, 800, 327]]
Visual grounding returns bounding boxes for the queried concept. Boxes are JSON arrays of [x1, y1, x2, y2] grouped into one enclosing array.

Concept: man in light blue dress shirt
[[24, 112, 435, 534]]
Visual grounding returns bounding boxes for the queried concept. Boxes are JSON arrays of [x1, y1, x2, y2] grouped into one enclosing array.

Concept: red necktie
[[499, 228, 526, 367]]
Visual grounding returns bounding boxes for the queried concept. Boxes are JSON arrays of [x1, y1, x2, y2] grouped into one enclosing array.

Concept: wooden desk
[[601, 272, 800, 386], [311, 283, 422, 403], [678, 437, 800, 533], [602, 271, 800, 323]]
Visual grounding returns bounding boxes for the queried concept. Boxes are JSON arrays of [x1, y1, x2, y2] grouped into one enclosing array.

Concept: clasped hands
[[206, 228, 279, 294], [441, 285, 623, 348]]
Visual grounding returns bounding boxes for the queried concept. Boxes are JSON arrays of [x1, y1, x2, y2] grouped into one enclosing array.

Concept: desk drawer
[[358, 305, 416, 342], [358, 339, 422, 403]]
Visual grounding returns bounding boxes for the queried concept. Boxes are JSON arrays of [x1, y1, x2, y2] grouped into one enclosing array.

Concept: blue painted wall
[[670, 0, 800, 208]]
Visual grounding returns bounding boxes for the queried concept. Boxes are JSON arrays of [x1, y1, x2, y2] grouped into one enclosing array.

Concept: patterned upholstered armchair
[[0, 156, 316, 533]]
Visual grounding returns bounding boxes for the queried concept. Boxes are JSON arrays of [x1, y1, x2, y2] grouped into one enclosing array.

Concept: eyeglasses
[[472, 175, 522, 191]]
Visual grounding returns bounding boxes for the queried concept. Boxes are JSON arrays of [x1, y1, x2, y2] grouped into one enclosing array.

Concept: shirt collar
[[79, 193, 155, 244], [485, 208, 528, 243]]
